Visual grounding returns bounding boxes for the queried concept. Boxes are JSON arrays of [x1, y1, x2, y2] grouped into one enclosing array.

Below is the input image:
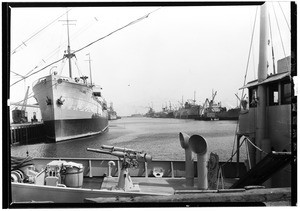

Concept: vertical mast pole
[[256, 2, 269, 163], [86, 53, 93, 85], [66, 11, 72, 78]]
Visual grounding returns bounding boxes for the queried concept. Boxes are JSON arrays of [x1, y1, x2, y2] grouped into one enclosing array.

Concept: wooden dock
[[10, 122, 46, 145]]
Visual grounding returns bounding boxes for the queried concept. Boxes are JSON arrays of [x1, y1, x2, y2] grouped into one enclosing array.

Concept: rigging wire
[[24, 60, 47, 77], [271, 2, 288, 67], [12, 9, 72, 55], [10, 57, 65, 87], [245, 137, 251, 169], [73, 8, 160, 55], [268, 12, 276, 74], [58, 59, 66, 76], [10, 8, 160, 87], [252, 44, 256, 79], [278, 2, 291, 32], [11, 71, 25, 79], [244, 136, 268, 155], [230, 6, 258, 160], [242, 6, 259, 91], [74, 58, 83, 77], [13, 11, 98, 79]]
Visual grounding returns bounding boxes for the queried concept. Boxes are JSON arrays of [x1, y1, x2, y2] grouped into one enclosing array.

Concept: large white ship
[[31, 12, 108, 142], [32, 74, 108, 142]]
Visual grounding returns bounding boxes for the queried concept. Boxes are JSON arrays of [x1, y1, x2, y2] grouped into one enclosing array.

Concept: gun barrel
[[86, 148, 111, 155], [87, 147, 152, 162], [87, 148, 127, 157], [101, 145, 142, 153]]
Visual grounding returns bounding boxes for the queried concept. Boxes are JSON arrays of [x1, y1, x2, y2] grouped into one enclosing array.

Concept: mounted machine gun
[[87, 145, 152, 192]]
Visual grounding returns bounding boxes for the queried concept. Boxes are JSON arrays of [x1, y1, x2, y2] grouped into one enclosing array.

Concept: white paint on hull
[[33, 74, 108, 121]]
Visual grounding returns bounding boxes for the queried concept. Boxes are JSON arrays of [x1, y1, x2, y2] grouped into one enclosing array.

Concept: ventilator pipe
[[189, 134, 208, 190], [107, 161, 115, 178], [179, 132, 194, 187]]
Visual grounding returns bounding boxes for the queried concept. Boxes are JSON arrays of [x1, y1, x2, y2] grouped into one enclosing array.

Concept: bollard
[[179, 132, 194, 187], [189, 134, 208, 190]]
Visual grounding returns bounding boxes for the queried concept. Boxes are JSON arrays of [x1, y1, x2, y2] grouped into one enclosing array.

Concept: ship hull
[[176, 105, 200, 119], [217, 108, 240, 120], [44, 117, 108, 142], [33, 74, 108, 142], [108, 112, 117, 120]]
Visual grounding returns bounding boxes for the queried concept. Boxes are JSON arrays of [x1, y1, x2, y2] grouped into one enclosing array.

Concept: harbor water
[[11, 117, 247, 162]]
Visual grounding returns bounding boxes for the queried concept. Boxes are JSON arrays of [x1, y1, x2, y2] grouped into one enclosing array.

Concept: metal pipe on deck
[[189, 135, 208, 190], [179, 132, 194, 187]]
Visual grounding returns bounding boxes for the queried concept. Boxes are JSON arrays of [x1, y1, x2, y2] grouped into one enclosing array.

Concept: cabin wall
[[238, 105, 291, 188], [266, 105, 291, 152], [266, 104, 291, 187], [238, 104, 291, 152], [238, 109, 256, 137]]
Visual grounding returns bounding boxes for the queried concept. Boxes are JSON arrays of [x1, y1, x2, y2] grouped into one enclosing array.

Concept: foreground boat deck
[[100, 177, 238, 195], [82, 177, 291, 205]]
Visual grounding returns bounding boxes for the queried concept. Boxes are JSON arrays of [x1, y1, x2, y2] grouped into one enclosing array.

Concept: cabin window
[[269, 83, 279, 106], [249, 88, 257, 107], [93, 92, 101, 97], [281, 80, 291, 104]]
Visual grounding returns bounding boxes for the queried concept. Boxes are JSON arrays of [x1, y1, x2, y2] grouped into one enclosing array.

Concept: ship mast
[[193, 91, 196, 105], [86, 53, 93, 85], [256, 2, 269, 163], [60, 11, 76, 78]]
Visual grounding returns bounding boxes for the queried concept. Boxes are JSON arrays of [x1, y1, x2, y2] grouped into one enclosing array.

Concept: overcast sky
[[9, 2, 291, 116]]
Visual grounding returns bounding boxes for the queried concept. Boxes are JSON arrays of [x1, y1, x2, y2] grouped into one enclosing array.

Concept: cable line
[[10, 8, 160, 87], [268, 12, 276, 74], [73, 8, 160, 54], [10, 57, 65, 87], [278, 2, 291, 32], [12, 9, 72, 55], [230, 6, 258, 159], [272, 2, 289, 70]]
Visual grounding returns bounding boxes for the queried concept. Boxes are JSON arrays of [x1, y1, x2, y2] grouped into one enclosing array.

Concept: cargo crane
[[210, 90, 217, 107], [12, 86, 30, 124]]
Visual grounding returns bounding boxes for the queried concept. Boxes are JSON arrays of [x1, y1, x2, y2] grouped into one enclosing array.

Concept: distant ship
[[196, 91, 239, 120], [108, 103, 118, 120], [130, 114, 143, 117], [145, 107, 155, 118], [32, 13, 108, 142], [175, 92, 201, 119], [216, 107, 240, 120], [156, 103, 174, 118]]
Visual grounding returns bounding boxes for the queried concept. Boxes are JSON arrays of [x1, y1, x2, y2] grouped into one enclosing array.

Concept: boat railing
[[33, 74, 97, 88], [30, 157, 246, 179], [32, 76, 48, 88]]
